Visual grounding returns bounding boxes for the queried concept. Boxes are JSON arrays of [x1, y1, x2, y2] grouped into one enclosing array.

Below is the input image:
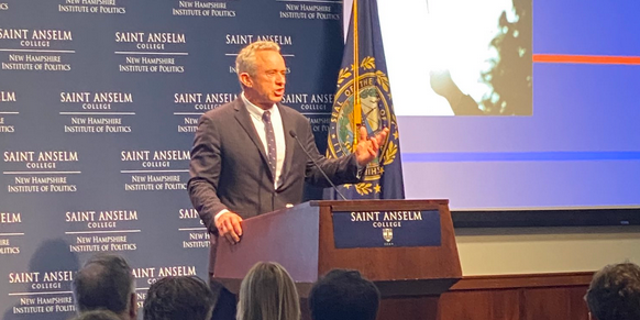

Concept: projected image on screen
[[380, 0, 640, 213], [427, 0, 532, 116], [391, 0, 532, 116]]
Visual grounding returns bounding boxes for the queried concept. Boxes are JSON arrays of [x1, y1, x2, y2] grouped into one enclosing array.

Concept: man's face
[[242, 50, 287, 109]]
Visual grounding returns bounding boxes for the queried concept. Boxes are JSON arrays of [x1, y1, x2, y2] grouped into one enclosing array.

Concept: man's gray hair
[[235, 41, 281, 77]]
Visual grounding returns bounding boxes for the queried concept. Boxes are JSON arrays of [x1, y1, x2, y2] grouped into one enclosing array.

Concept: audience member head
[[143, 276, 215, 320], [236, 261, 300, 320], [73, 253, 136, 320], [71, 309, 122, 320], [309, 269, 380, 320], [585, 262, 640, 320]]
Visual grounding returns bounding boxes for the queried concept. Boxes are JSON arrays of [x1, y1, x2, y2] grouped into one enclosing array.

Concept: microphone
[[289, 130, 348, 201]]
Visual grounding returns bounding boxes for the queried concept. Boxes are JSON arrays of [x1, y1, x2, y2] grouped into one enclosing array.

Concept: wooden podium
[[213, 200, 461, 320]]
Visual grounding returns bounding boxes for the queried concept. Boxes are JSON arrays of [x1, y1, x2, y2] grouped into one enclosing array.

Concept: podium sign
[[331, 209, 441, 248]]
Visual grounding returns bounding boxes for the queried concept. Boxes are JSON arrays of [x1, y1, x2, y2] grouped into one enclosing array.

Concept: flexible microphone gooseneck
[[289, 130, 348, 201]]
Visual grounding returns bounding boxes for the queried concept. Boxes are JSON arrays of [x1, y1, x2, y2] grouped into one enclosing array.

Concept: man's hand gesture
[[355, 126, 389, 166]]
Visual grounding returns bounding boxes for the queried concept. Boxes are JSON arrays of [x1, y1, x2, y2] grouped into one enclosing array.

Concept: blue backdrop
[[0, 1, 343, 318]]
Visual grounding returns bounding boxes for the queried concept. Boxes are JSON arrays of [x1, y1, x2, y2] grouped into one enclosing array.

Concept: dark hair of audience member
[[70, 309, 122, 320], [143, 276, 215, 320], [585, 262, 640, 320], [73, 253, 135, 317], [236, 262, 300, 320], [309, 269, 380, 320]]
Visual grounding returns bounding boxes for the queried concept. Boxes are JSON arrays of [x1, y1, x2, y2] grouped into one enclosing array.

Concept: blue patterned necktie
[[262, 110, 277, 179]]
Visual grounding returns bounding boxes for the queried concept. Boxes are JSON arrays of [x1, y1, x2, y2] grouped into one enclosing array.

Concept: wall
[[455, 226, 640, 276]]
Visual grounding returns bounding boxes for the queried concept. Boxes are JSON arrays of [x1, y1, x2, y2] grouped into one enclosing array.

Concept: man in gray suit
[[188, 40, 387, 319]]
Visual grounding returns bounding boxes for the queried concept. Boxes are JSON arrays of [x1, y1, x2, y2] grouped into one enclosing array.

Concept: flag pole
[[352, 0, 361, 145]]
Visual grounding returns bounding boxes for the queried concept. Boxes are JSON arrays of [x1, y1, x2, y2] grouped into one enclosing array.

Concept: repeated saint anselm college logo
[[328, 56, 400, 196]]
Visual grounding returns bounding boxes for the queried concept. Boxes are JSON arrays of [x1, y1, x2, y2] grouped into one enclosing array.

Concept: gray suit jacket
[[188, 98, 361, 273]]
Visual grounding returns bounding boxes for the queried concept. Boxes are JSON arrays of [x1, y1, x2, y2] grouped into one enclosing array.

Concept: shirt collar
[[241, 92, 277, 121]]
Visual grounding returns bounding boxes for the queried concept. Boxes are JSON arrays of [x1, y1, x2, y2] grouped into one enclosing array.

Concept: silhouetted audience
[[586, 262, 640, 320], [309, 269, 380, 320], [70, 309, 122, 320], [236, 262, 300, 320], [73, 253, 136, 320], [143, 276, 215, 320]]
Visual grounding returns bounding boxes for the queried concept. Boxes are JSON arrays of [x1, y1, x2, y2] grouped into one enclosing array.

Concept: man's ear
[[129, 292, 137, 320], [239, 73, 253, 88]]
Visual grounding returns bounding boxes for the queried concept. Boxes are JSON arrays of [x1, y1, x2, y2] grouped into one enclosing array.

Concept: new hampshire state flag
[[325, 0, 404, 199]]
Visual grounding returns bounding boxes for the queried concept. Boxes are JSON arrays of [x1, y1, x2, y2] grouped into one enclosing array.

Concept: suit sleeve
[[299, 121, 362, 187], [187, 115, 226, 233]]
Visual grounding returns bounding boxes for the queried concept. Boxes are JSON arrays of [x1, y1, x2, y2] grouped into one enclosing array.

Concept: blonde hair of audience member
[[71, 310, 122, 320], [236, 262, 300, 320]]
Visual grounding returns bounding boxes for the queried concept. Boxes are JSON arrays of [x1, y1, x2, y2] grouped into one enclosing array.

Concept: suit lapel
[[278, 104, 296, 188], [233, 99, 274, 182]]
